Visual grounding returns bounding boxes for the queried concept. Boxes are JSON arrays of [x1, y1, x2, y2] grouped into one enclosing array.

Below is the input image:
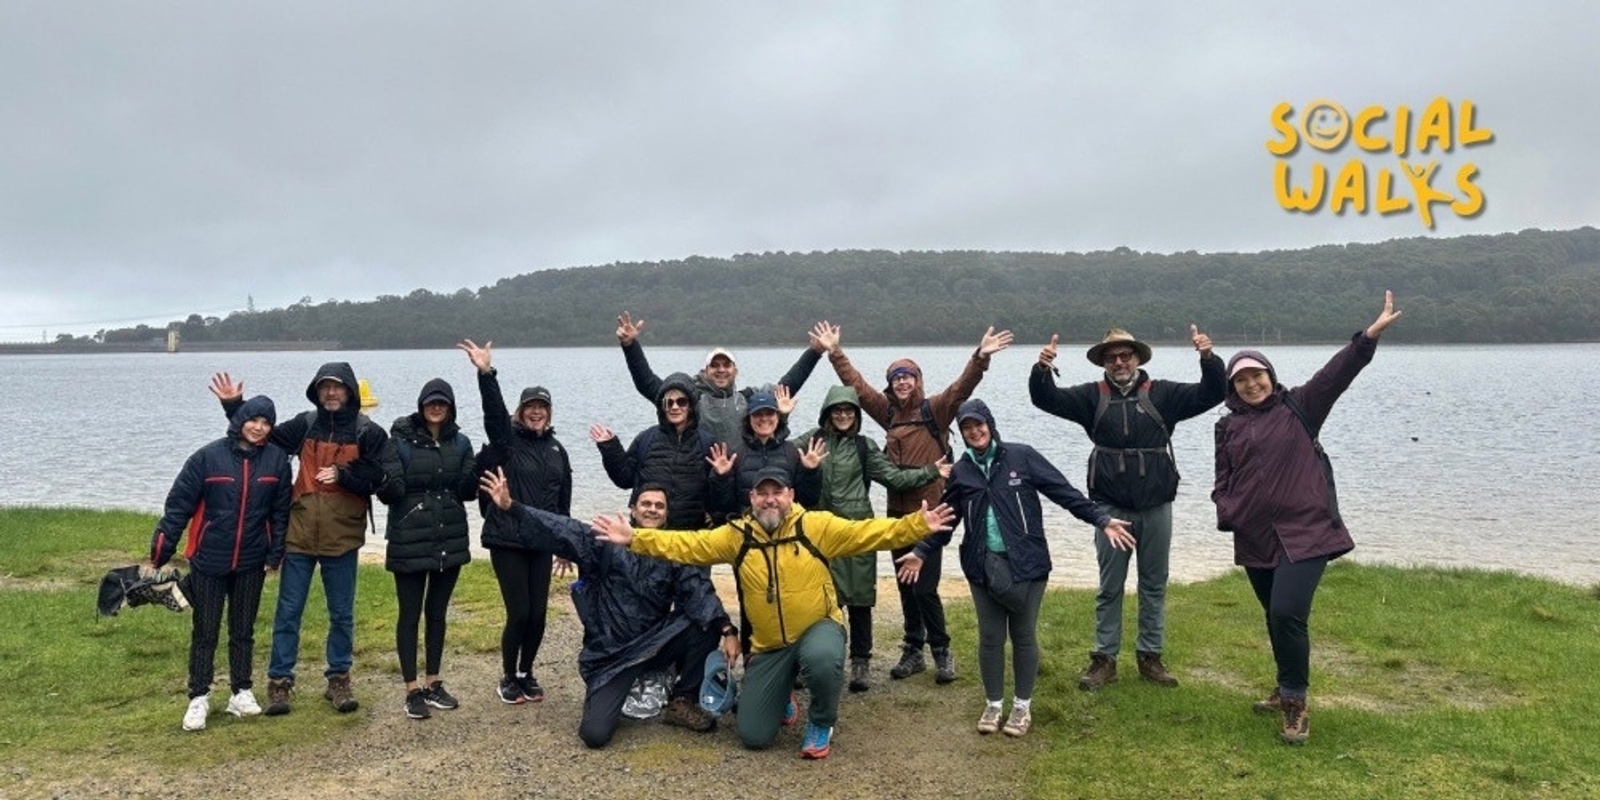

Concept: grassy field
[[2, 507, 1598, 799]]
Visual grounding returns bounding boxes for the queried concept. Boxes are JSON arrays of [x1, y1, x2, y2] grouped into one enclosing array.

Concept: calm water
[[3, 343, 1597, 587]]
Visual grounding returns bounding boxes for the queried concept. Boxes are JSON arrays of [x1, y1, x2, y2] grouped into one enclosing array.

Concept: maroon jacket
[[1211, 332, 1377, 568]]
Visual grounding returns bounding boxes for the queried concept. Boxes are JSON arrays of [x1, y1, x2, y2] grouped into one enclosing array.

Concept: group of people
[[147, 291, 1401, 753]]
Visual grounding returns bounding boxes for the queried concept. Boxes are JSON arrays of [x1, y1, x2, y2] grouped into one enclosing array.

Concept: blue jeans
[[268, 550, 358, 681], [1092, 502, 1172, 657]]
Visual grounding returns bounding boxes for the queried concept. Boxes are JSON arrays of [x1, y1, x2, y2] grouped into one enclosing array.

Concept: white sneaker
[[182, 695, 210, 731], [226, 688, 263, 717]]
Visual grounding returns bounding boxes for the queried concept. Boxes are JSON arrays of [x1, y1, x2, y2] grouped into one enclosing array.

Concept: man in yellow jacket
[[593, 466, 955, 760]]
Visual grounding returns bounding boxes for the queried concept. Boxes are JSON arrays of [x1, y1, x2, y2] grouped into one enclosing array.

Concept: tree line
[[84, 226, 1600, 349]]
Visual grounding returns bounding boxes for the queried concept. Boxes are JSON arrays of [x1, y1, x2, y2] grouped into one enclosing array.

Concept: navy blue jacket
[[152, 396, 292, 576], [493, 501, 730, 690], [916, 400, 1109, 586]]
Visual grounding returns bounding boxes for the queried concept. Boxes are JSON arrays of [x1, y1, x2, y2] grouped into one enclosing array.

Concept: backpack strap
[[1088, 380, 1173, 492], [854, 436, 871, 492], [888, 398, 951, 460], [728, 516, 830, 655]]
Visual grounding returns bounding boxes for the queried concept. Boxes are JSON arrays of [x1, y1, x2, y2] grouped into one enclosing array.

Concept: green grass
[[2, 507, 1599, 798]]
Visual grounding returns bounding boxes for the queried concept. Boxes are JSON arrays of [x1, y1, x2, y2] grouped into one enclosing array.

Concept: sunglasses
[[662, 397, 691, 409], [1103, 351, 1138, 364]]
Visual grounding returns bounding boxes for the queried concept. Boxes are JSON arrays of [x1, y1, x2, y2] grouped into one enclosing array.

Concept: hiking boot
[[1077, 653, 1118, 691], [518, 674, 545, 703], [1136, 651, 1179, 687], [976, 704, 1003, 735], [847, 657, 872, 693], [1280, 696, 1310, 745], [264, 678, 293, 716], [799, 723, 834, 760], [1253, 687, 1283, 715], [498, 676, 526, 705], [889, 645, 925, 680], [662, 695, 716, 733], [182, 695, 209, 732], [932, 647, 957, 684], [781, 693, 799, 727], [1002, 706, 1032, 738], [226, 688, 262, 717], [424, 680, 459, 710], [324, 673, 359, 713], [404, 688, 431, 720]]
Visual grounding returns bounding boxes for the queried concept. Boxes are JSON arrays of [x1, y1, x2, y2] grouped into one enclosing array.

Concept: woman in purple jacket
[[1212, 291, 1402, 745]]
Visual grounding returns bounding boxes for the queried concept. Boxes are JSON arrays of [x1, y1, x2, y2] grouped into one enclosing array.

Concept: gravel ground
[[31, 579, 1033, 800]]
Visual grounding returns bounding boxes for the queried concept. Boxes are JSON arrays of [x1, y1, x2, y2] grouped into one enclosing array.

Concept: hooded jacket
[[473, 369, 572, 550], [628, 503, 937, 653], [916, 399, 1108, 585], [793, 385, 940, 521], [827, 347, 992, 515], [620, 339, 823, 446], [1212, 332, 1376, 568], [377, 378, 477, 573], [152, 395, 292, 576], [598, 372, 718, 529], [1028, 351, 1225, 511], [709, 401, 823, 522], [492, 501, 730, 689], [220, 361, 389, 557]]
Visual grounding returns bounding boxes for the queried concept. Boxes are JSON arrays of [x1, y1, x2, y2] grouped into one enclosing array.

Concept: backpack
[[887, 398, 951, 460], [1087, 380, 1173, 492], [728, 516, 829, 655]]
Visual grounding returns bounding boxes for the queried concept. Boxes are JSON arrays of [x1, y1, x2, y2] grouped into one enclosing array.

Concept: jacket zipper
[[232, 458, 250, 570]]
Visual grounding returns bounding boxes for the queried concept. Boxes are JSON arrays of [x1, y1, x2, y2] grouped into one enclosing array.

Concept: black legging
[[890, 543, 949, 651], [394, 566, 462, 683], [847, 605, 873, 659], [1244, 555, 1329, 696], [185, 568, 266, 698], [490, 547, 554, 679]]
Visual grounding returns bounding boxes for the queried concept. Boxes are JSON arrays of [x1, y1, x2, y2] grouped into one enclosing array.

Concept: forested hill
[[103, 226, 1600, 348]]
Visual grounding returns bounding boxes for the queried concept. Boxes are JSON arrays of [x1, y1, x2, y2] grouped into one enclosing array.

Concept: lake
[[3, 341, 1596, 587]]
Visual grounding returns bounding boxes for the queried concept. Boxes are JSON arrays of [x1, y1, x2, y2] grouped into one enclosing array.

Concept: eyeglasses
[[1103, 351, 1137, 364], [829, 407, 857, 416], [662, 397, 691, 409], [889, 374, 916, 384]]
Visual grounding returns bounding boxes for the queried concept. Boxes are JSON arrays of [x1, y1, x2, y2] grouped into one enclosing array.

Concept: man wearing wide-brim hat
[[1028, 324, 1225, 692]]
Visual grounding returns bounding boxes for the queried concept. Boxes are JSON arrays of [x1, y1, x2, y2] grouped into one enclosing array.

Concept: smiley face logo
[[1300, 100, 1349, 152]]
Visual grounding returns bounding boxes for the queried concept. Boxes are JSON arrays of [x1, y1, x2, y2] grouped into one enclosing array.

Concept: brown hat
[[1085, 329, 1152, 366]]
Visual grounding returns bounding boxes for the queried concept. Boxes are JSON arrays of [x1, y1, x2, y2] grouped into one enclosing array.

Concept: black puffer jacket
[[598, 372, 717, 529], [710, 412, 822, 522], [152, 396, 293, 576], [378, 378, 478, 573], [473, 369, 572, 550]]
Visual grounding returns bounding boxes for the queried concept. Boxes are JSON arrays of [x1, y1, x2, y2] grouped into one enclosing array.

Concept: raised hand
[[932, 455, 952, 480], [920, 500, 956, 531], [588, 423, 616, 443], [1037, 334, 1059, 370], [1366, 290, 1403, 339], [1189, 324, 1213, 357], [479, 467, 513, 510], [458, 339, 494, 373], [592, 513, 636, 546], [799, 437, 829, 469], [209, 372, 244, 402], [774, 384, 796, 416], [706, 442, 737, 475], [809, 321, 840, 353], [894, 551, 924, 585], [1102, 518, 1136, 551], [978, 326, 1014, 357], [616, 312, 645, 346]]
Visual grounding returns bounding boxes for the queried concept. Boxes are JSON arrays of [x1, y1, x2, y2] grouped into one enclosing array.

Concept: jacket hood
[[414, 377, 458, 424], [882, 358, 926, 410], [655, 372, 701, 428], [228, 395, 277, 440], [955, 398, 1001, 452], [817, 385, 862, 434], [304, 362, 360, 406], [1224, 349, 1283, 412]]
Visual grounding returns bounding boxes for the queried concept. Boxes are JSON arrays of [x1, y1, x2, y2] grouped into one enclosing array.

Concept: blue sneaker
[[799, 723, 833, 759], [781, 693, 798, 727]]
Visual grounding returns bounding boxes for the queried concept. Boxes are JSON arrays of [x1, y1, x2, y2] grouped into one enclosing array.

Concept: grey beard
[[755, 508, 784, 532]]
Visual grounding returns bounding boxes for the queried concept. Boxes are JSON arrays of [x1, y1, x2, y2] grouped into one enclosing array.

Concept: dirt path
[[38, 578, 1031, 800]]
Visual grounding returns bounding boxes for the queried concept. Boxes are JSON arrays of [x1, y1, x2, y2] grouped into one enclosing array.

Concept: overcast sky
[[2, 2, 1595, 338]]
